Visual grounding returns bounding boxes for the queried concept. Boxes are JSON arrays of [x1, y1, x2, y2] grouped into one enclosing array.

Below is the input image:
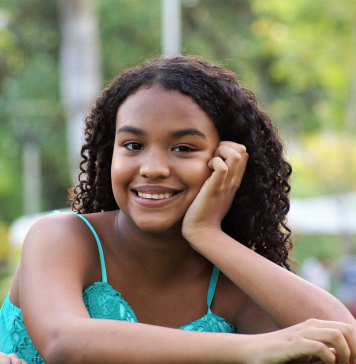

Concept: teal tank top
[[0, 213, 236, 363]]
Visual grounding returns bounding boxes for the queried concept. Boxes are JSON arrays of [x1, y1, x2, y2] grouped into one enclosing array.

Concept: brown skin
[[11, 86, 267, 333], [5, 86, 356, 363]]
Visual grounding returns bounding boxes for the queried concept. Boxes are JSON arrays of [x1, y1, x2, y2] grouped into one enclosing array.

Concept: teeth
[[137, 191, 174, 200]]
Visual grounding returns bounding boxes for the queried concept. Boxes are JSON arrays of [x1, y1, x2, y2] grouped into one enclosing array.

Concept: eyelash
[[122, 142, 196, 152], [123, 142, 143, 150], [172, 144, 196, 152]]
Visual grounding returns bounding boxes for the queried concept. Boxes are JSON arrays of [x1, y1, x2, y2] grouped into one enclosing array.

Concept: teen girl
[[0, 56, 355, 364]]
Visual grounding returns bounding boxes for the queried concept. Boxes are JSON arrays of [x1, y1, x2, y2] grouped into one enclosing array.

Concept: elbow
[[37, 328, 80, 364], [39, 333, 72, 364]]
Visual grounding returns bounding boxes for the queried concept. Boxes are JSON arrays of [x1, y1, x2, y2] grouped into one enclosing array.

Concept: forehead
[[116, 85, 217, 135]]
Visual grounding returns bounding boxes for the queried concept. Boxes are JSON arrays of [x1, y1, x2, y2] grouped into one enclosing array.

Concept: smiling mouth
[[134, 191, 177, 200]]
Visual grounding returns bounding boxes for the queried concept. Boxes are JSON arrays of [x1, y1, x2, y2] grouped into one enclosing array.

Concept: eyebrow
[[117, 126, 207, 140], [170, 128, 206, 139], [117, 125, 145, 136]]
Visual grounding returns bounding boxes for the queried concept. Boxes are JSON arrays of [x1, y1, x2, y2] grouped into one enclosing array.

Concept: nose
[[139, 148, 171, 180]]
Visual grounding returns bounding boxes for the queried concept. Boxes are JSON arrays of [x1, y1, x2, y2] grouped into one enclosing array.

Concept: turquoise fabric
[[0, 213, 236, 363]]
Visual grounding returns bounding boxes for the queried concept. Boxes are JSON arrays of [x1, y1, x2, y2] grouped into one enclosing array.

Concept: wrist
[[183, 226, 226, 252]]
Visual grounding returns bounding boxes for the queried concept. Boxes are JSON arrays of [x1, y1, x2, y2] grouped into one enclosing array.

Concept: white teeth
[[137, 191, 174, 200]]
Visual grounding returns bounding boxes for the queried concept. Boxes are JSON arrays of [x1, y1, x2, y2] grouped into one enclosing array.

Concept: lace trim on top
[[0, 212, 236, 362], [75, 212, 235, 332], [2, 280, 235, 363], [83, 282, 236, 333], [1, 294, 45, 363]]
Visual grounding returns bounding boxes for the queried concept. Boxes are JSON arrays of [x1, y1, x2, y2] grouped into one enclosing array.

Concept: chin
[[135, 218, 182, 234]]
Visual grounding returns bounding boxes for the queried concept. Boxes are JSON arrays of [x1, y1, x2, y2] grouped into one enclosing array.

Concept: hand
[[251, 319, 356, 364], [182, 141, 248, 240], [0, 353, 28, 364]]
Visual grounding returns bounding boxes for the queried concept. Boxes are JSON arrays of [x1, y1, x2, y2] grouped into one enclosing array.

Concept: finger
[[340, 325, 356, 362], [218, 141, 247, 154], [213, 144, 248, 187], [6, 354, 27, 364], [305, 328, 351, 364], [305, 320, 356, 363], [0, 353, 11, 364], [299, 339, 336, 364], [206, 156, 228, 191], [213, 143, 247, 162], [8, 359, 22, 364], [308, 355, 327, 364], [6, 354, 23, 364]]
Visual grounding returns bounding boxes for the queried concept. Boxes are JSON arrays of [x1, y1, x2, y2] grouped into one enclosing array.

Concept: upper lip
[[132, 185, 180, 194]]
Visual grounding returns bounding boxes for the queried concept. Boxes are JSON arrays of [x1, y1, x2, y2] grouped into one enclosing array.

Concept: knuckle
[[305, 318, 319, 326], [221, 164, 228, 173], [344, 323, 356, 335], [239, 145, 247, 154], [291, 335, 303, 346], [230, 153, 241, 163], [330, 329, 343, 341], [312, 341, 327, 355], [344, 347, 351, 358]]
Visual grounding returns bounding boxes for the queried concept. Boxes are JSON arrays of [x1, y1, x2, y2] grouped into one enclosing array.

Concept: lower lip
[[131, 191, 180, 207]]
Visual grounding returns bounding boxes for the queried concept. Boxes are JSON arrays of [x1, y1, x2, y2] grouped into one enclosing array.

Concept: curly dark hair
[[70, 55, 293, 270]]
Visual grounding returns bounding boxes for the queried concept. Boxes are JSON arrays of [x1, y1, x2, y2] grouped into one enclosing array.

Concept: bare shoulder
[[25, 211, 95, 243], [14, 211, 114, 356], [16, 211, 114, 305], [23, 211, 113, 254]]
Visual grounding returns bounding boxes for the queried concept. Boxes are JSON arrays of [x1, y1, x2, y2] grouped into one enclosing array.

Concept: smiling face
[[111, 84, 220, 233]]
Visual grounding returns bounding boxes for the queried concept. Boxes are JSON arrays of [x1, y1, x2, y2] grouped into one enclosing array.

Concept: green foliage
[[250, 0, 356, 135], [290, 134, 356, 197], [0, 0, 69, 222], [98, 0, 162, 80], [0, 274, 13, 303], [0, 0, 356, 223], [291, 234, 346, 265]]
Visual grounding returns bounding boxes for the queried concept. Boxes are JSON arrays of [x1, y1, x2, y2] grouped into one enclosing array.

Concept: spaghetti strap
[[207, 265, 219, 311], [70, 213, 108, 283]]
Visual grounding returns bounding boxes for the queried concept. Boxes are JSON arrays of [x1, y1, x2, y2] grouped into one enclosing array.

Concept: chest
[[99, 255, 242, 329], [85, 216, 243, 329], [82, 281, 237, 333]]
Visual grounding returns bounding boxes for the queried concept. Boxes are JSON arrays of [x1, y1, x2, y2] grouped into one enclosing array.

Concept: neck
[[114, 211, 208, 282]]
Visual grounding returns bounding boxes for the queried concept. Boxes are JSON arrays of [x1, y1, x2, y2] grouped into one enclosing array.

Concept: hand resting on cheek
[[182, 141, 248, 240]]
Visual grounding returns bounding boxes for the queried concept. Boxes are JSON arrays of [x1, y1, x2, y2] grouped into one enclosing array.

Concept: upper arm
[[19, 213, 97, 355], [235, 295, 280, 334]]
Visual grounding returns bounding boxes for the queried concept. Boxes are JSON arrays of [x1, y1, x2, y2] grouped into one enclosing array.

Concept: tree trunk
[[58, 0, 102, 182]]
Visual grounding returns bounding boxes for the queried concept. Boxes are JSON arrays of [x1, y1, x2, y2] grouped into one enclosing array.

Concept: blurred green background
[[0, 0, 356, 302]]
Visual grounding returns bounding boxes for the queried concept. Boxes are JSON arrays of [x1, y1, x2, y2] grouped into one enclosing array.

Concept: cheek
[[181, 159, 213, 191], [111, 154, 133, 195]]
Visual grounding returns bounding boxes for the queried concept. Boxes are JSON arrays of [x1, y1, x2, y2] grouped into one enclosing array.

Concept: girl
[[0, 56, 355, 364]]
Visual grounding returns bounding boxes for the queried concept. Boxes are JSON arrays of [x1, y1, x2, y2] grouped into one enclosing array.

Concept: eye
[[172, 144, 196, 152], [123, 142, 143, 150]]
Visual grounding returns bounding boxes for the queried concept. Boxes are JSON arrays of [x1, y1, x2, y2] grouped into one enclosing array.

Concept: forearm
[[187, 229, 356, 328], [44, 317, 248, 364]]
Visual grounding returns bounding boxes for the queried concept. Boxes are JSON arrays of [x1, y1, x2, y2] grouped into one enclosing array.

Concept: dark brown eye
[[173, 145, 195, 152], [125, 142, 143, 150]]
